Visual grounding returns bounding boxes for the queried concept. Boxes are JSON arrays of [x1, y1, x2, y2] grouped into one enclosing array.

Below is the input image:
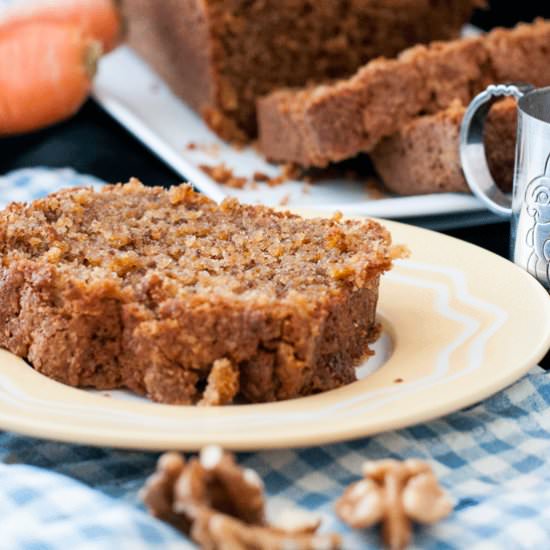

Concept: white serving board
[[92, 43, 495, 222]]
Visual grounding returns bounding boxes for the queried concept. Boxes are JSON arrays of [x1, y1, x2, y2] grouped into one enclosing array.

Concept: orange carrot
[[0, 0, 122, 52], [0, 20, 101, 136]]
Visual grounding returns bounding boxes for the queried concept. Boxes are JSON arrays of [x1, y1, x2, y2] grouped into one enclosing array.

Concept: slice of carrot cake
[[371, 97, 517, 195], [0, 180, 396, 405], [257, 19, 550, 167]]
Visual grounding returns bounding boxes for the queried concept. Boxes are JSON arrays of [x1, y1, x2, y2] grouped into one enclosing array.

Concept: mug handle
[[459, 83, 534, 218]]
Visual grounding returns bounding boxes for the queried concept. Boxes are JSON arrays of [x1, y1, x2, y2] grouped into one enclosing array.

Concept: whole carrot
[[0, 0, 122, 52], [0, 21, 101, 136]]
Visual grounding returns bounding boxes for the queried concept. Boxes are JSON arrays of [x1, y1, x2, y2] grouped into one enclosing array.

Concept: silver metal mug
[[460, 84, 550, 289]]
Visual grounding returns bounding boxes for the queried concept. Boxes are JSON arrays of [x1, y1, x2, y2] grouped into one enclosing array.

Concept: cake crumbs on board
[[196, 158, 388, 199], [198, 163, 300, 190], [253, 171, 270, 182], [278, 193, 290, 206], [364, 177, 388, 200], [186, 142, 221, 156], [199, 164, 247, 189]]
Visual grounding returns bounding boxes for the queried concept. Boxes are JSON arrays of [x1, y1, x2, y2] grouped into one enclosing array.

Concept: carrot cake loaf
[[257, 19, 550, 168], [122, 0, 481, 141], [0, 180, 396, 405]]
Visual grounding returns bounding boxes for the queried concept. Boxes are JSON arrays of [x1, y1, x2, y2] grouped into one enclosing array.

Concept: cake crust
[[0, 181, 394, 404]]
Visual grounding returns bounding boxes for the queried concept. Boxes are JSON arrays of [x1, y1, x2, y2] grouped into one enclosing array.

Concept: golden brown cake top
[[0, 179, 394, 304]]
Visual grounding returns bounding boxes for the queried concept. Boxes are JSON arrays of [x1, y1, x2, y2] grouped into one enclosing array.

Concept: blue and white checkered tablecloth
[[0, 168, 550, 550]]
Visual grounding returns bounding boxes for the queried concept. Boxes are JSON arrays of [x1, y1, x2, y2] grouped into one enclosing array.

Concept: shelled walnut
[[139, 451, 191, 531], [141, 446, 341, 550], [335, 459, 453, 550], [192, 510, 341, 550]]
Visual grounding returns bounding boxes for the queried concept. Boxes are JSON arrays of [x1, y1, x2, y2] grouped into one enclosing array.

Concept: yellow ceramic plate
[[0, 218, 548, 451]]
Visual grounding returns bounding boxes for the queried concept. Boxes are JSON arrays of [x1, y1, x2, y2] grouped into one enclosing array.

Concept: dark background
[[1, 3, 549, 364], [473, 0, 550, 28]]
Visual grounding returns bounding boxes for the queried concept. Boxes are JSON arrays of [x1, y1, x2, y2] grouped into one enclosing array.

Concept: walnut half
[[192, 510, 341, 550], [335, 459, 453, 550], [142, 446, 341, 550]]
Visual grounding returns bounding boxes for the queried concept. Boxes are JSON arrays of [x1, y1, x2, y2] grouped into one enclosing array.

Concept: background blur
[[473, 1, 550, 29], [2, 3, 550, 184]]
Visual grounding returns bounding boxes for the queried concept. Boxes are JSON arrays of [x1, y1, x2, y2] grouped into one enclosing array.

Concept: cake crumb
[[199, 163, 247, 189], [253, 171, 271, 182], [266, 175, 284, 187], [186, 142, 221, 157], [279, 193, 290, 206], [199, 358, 240, 406], [198, 162, 301, 190], [265, 163, 301, 187], [364, 177, 387, 200], [390, 244, 411, 260]]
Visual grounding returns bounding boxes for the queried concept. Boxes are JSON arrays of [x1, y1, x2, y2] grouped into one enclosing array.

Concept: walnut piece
[[173, 445, 266, 525], [142, 446, 341, 549], [192, 511, 341, 550], [335, 459, 452, 550], [139, 452, 191, 531], [269, 507, 321, 534]]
